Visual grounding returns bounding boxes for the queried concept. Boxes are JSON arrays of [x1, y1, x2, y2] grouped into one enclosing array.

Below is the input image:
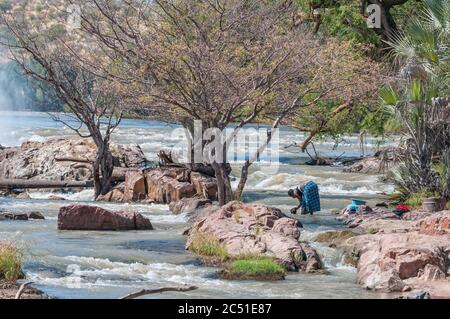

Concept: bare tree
[[0, 3, 123, 198], [69, 0, 387, 205]]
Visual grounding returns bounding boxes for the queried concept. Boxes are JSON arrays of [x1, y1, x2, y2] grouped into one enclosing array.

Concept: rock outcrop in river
[[186, 201, 323, 272], [0, 138, 147, 181], [0, 138, 218, 204], [319, 210, 450, 298], [98, 167, 218, 204], [58, 204, 153, 231], [343, 148, 394, 174]]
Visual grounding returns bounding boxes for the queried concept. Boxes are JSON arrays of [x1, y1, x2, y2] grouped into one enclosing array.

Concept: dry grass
[[189, 232, 229, 262], [0, 241, 23, 282]]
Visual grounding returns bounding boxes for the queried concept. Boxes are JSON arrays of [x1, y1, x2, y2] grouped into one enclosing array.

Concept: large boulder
[[97, 167, 218, 204], [58, 204, 153, 231], [123, 171, 147, 201], [350, 232, 449, 292], [332, 210, 450, 296], [145, 167, 217, 204], [186, 201, 322, 272], [0, 138, 147, 182], [146, 168, 196, 203]]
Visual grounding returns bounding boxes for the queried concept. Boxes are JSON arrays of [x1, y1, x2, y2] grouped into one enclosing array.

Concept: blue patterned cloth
[[300, 181, 321, 213]]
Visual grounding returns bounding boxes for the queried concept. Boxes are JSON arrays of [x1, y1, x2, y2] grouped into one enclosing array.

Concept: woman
[[288, 181, 321, 215]]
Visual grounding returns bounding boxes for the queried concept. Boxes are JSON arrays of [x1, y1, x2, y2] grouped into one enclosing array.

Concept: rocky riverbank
[[313, 209, 450, 298]]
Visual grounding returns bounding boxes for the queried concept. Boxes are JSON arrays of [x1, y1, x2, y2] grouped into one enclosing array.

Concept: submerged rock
[[16, 192, 31, 200], [186, 201, 323, 273], [343, 156, 383, 174], [0, 212, 29, 221], [26, 211, 45, 220], [58, 204, 153, 231]]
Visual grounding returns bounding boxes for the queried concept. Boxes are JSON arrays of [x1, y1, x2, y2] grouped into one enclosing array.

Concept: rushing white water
[[0, 112, 393, 299]]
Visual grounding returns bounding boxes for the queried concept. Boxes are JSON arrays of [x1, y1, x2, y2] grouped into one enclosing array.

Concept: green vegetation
[[189, 232, 229, 262], [405, 192, 434, 208], [0, 241, 23, 282], [381, 0, 450, 201], [229, 258, 285, 276], [219, 257, 286, 281], [295, 0, 423, 48]]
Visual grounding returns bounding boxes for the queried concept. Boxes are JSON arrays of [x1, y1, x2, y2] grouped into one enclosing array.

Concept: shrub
[[189, 232, 229, 262], [0, 241, 23, 282], [405, 192, 435, 209]]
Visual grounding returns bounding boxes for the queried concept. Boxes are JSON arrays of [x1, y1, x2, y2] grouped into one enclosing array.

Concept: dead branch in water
[[0, 179, 94, 189], [119, 285, 198, 299], [15, 281, 33, 299]]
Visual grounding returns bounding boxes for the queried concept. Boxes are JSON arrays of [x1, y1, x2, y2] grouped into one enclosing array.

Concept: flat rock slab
[[58, 204, 153, 231]]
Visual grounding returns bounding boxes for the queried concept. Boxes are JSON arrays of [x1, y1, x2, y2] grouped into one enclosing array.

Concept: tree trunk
[[365, 0, 410, 41], [234, 161, 250, 201], [92, 135, 114, 199], [212, 162, 233, 206]]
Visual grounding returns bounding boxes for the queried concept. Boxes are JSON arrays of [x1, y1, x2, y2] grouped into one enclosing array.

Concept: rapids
[[0, 111, 393, 299]]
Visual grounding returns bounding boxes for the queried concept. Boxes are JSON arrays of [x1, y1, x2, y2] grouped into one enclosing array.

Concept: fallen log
[[119, 286, 198, 299], [0, 179, 94, 190]]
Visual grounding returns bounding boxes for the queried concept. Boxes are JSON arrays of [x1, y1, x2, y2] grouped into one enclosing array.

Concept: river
[[0, 111, 394, 299]]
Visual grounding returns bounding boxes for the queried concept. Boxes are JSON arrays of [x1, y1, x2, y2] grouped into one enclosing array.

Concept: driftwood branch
[[0, 179, 94, 189], [15, 281, 33, 299], [119, 285, 198, 299], [54, 157, 92, 164]]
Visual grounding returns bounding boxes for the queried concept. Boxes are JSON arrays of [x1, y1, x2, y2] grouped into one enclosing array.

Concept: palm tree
[[381, 0, 450, 200], [387, 0, 449, 86]]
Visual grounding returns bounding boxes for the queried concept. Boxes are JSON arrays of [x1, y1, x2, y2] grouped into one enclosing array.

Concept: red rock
[[190, 172, 218, 200], [96, 185, 126, 202], [186, 201, 322, 273], [58, 204, 153, 231], [123, 171, 146, 201], [419, 211, 450, 235], [419, 264, 447, 281], [395, 249, 441, 279], [353, 232, 449, 292], [145, 168, 197, 204]]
